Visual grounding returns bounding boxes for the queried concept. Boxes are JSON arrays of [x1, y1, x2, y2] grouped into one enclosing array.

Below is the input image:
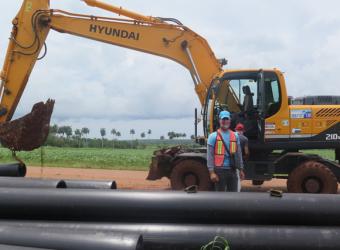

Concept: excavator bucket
[[0, 99, 54, 152]]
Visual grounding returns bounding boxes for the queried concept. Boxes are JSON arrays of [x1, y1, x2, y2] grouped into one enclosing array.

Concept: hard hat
[[235, 123, 245, 131], [219, 111, 230, 120]]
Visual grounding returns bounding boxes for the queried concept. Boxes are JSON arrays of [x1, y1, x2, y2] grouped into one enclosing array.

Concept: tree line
[[46, 124, 192, 148]]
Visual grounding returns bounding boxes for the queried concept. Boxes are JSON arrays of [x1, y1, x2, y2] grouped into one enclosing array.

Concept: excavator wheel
[[287, 161, 338, 194], [170, 160, 212, 191]]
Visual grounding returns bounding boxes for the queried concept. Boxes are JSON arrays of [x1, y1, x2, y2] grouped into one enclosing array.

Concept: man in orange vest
[[207, 111, 245, 192]]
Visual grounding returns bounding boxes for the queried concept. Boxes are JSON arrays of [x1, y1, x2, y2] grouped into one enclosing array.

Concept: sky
[[1, 0, 340, 139]]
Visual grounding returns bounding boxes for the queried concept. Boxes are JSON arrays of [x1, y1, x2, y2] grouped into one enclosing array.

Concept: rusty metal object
[[0, 99, 54, 152]]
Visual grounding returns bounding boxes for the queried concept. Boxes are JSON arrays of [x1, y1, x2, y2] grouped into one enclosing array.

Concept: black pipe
[[0, 222, 339, 250], [0, 163, 26, 177], [0, 245, 51, 250], [0, 178, 66, 188], [0, 225, 143, 250], [64, 180, 117, 189], [0, 189, 340, 225]]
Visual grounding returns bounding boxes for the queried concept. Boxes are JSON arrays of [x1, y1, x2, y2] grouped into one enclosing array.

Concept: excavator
[[1, 0, 340, 193]]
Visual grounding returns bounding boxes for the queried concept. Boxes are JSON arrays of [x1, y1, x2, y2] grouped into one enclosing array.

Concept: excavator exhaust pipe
[[0, 99, 54, 152]]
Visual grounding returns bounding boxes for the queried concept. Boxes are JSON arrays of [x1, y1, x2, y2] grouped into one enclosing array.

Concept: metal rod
[[194, 108, 198, 140], [64, 180, 117, 189], [181, 40, 201, 85], [0, 178, 66, 189], [0, 225, 143, 250], [0, 189, 339, 225], [1, 222, 339, 250], [0, 163, 26, 177], [82, 0, 160, 23]]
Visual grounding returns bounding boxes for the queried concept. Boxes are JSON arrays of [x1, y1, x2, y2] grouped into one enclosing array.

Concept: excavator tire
[[287, 161, 338, 194], [170, 160, 212, 191]]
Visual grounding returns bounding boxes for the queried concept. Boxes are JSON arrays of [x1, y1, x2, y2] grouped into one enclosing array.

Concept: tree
[[81, 127, 90, 137], [116, 131, 121, 139], [64, 126, 73, 138], [111, 129, 117, 137], [49, 124, 58, 134], [81, 127, 90, 147], [74, 129, 82, 147], [57, 126, 66, 137], [147, 129, 152, 139], [100, 128, 106, 148], [130, 129, 135, 139], [140, 132, 146, 139], [160, 135, 165, 140], [190, 135, 195, 140], [111, 128, 117, 148]]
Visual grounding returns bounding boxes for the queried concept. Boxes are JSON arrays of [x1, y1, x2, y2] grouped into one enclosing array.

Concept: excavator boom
[[0, 0, 238, 151]]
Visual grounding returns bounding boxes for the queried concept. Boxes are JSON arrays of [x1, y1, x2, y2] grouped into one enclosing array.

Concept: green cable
[[201, 236, 230, 250]]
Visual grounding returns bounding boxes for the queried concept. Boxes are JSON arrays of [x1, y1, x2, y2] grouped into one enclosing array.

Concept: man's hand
[[210, 171, 219, 183], [239, 169, 245, 180]]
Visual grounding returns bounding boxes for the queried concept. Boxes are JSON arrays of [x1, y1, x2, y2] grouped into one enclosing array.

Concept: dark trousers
[[214, 168, 238, 192]]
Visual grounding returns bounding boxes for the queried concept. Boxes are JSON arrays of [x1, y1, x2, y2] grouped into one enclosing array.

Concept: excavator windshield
[[203, 70, 282, 140]]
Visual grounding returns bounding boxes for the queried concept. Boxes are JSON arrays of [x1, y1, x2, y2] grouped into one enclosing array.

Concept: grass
[[0, 147, 336, 171], [0, 147, 156, 171]]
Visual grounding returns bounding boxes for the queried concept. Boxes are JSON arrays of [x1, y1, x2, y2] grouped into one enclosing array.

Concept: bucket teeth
[[0, 99, 54, 152]]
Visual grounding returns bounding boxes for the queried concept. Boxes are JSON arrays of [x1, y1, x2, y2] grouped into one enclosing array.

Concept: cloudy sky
[[1, 0, 340, 139]]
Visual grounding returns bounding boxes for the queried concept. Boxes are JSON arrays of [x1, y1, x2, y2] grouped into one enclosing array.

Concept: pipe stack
[[0, 177, 117, 190], [0, 163, 26, 177], [0, 189, 339, 249]]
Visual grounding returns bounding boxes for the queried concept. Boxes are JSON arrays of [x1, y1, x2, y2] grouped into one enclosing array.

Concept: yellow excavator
[[1, 0, 340, 193]]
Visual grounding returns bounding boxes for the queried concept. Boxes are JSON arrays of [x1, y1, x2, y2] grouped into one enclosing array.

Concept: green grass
[[302, 149, 335, 161], [0, 147, 336, 171], [0, 147, 156, 171]]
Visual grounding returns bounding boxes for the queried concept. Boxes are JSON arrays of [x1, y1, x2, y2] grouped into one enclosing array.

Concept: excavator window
[[264, 76, 281, 117]]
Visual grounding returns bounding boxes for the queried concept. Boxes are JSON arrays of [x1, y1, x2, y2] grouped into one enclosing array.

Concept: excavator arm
[[0, 0, 236, 151]]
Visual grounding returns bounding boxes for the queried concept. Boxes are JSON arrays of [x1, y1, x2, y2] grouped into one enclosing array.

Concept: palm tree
[[116, 131, 121, 140], [111, 128, 117, 148], [49, 124, 58, 134], [81, 127, 89, 147], [100, 128, 106, 148], [147, 129, 152, 139], [64, 126, 72, 138], [160, 135, 165, 140], [140, 132, 146, 139], [74, 129, 82, 147], [130, 129, 135, 139]]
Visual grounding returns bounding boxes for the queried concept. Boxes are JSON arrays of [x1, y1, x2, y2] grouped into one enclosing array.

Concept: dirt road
[[27, 166, 292, 192]]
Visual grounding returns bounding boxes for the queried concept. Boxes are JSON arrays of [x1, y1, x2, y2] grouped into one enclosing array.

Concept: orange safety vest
[[214, 129, 238, 167]]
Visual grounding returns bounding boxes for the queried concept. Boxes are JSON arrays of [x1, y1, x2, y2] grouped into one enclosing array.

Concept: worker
[[235, 123, 250, 161], [207, 111, 245, 192]]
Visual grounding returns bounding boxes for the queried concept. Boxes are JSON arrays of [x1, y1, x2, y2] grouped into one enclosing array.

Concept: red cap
[[235, 123, 245, 131]]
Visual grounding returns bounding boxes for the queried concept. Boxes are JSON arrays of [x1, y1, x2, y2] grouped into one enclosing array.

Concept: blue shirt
[[207, 130, 240, 169]]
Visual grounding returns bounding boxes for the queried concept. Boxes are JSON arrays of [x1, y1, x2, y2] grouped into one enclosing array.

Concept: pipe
[[0, 189, 339, 225], [0, 163, 26, 177], [0, 245, 51, 250], [0, 225, 143, 250], [0, 222, 339, 250], [0, 178, 66, 188], [64, 180, 117, 189]]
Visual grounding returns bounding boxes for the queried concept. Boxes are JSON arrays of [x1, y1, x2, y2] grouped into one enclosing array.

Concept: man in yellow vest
[[207, 111, 245, 192]]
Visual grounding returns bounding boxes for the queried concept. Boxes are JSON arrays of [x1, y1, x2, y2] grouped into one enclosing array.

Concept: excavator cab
[[203, 70, 282, 142]]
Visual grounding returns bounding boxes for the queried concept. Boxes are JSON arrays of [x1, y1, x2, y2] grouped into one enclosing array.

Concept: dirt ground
[[27, 166, 292, 192], [26, 166, 340, 193]]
